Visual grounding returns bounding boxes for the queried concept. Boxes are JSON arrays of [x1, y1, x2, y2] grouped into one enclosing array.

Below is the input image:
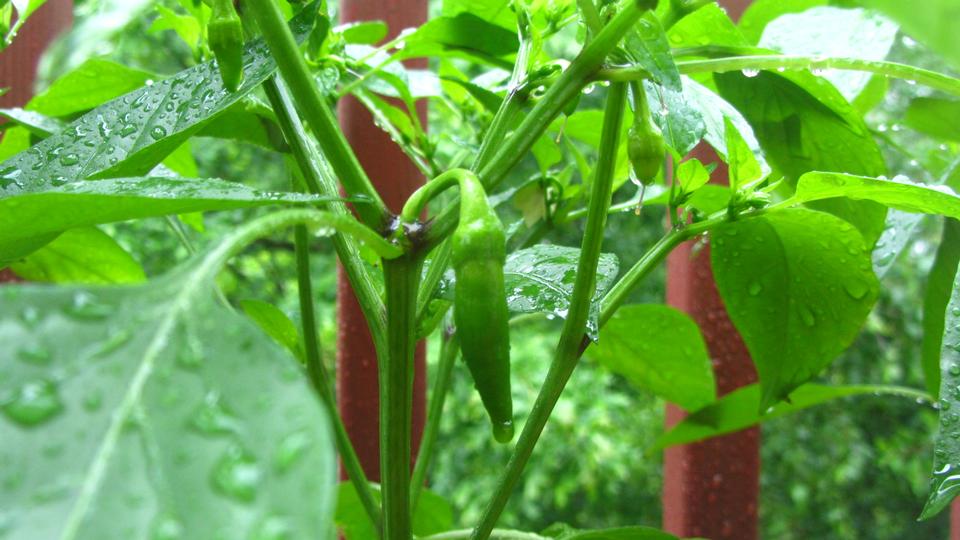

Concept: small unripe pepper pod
[[626, 82, 665, 185], [208, 0, 244, 91], [451, 178, 514, 443]]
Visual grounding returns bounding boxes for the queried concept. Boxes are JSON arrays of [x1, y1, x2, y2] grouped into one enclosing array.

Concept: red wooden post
[[0, 0, 72, 285], [661, 3, 755, 537], [336, 0, 428, 480]]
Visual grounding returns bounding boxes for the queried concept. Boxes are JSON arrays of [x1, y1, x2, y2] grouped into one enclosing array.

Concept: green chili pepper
[[208, 0, 244, 91], [626, 82, 665, 186], [451, 177, 514, 443]]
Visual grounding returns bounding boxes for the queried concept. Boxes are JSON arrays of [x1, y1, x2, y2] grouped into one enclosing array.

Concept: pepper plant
[[2, 0, 960, 538]]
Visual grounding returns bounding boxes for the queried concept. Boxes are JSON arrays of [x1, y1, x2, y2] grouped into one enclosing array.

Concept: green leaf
[[715, 70, 888, 246], [676, 158, 710, 194], [792, 173, 960, 218], [723, 116, 762, 191], [0, 107, 64, 136], [667, 3, 749, 50], [0, 5, 318, 192], [623, 14, 681, 91], [9, 227, 145, 284], [681, 76, 769, 177], [588, 304, 714, 411], [441, 0, 515, 31], [922, 258, 960, 519], [439, 245, 619, 340], [0, 215, 338, 539], [0, 176, 334, 263], [150, 5, 202, 54], [711, 208, 879, 410], [756, 7, 898, 101], [739, 0, 826, 43], [337, 20, 389, 44], [651, 383, 927, 452], [335, 482, 452, 540], [645, 81, 705, 157], [26, 58, 155, 117], [543, 522, 679, 540], [240, 299, 302, 359], [904, 97, 960, 143], [4, 0, 48, 47], [400, 13, 518, 65], [922, 219, 960, 398], [857, 0, 960, 70]]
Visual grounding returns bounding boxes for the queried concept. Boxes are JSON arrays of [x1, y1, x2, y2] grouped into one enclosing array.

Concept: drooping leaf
[[335, 482, 452, 540], [0, 214, 339, 539], [757, 6, 898, 101], [0, 5, 318, 193], [651, 383, 927, 452], [240, 299, 302, 359], [645, 80, 705, 157], [904, 97, 960, 143], [922, 219, 960, 398], [9, 227, 145, 284], [588, 304, 715, 411], [711, 208, 879, 410], [921, 261, 960, 519], [857, 0, 960, 70], [0, 176, 335, 263], [715, 70, 888, 245], [439, 245, 619, 340]]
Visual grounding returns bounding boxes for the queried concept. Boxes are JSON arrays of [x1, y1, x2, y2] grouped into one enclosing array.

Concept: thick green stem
[[410, 328, 459, 510], [423, 0, 652, 248], [381, 256, 423, 540], [293, 226, 382, 534], [244, 0, 388, 227], [596, 55, 960, 98], [470, 83, 628, 540]]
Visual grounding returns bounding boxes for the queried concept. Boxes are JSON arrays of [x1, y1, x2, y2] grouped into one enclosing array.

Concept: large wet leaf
[[9, 227, 146, 285], [439, 245, 618, 340], [711, 208, 879, 410], [0, 4, 318, 193], [588, 304, 715, 411], [857, 0, 960, 70], [922, 219, 960, 398], [650, 383, 927, 452], [793, 173, 960, 217], [0, 176, 332, 263], [757, 6, 898, 101], [0, 214, 338, 539], [922, 261, 960, 519], [715, 70, 887, 246]]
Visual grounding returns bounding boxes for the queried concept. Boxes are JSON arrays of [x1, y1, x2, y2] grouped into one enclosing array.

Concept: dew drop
[[741, 68, 760, 78], [274, 430, 312, 474], [748, 282, 762, 296], [211, 445, 262, 503], [799, 306, 816, 327], [152, 514, 184, 540], [843, 279, 869, 300], [150, 126, 168, 140], [2, 379, 64, 426]]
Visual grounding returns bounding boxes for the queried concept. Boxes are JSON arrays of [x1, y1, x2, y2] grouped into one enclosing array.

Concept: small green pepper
[[452, 178, 514, 443], [626, 82, 665, 185], [208, 0, 244, 91]]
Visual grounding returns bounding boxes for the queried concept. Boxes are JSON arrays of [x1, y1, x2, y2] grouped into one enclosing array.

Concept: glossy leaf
[[335, 482, 452, 540], [645, 81, 705, 157], [3, 0, 48, 47], [9, 227, 145, 285], [922, 219, 960, 398], [240, 299, 303, 360], [0, 107, 64, 136], [792, 173, 960, 218], [0, 5, 318, 193], [857, 0, 960, 70], [711, 208, 879, 410], [668, 3, 748, 50], [738, 0, 826, 44], [651, 383, 927, 452], [757, 6, 898, 101], [439, 245, 619, 340], [715, 70, 888, 245], [872, 210, 927, 278], [588, 304, 715, 411], [921, 261, 960, 519], [904, 97, 960, 143], [0, 222, 338, 539], [623, 14, 681, 91], [0, 176, 333, 263]]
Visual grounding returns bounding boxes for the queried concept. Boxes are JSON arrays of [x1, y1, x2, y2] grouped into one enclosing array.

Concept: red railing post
[[661, 4, 755, 536], [336, 0, 428, 480], [0, 0, 72, 284]]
